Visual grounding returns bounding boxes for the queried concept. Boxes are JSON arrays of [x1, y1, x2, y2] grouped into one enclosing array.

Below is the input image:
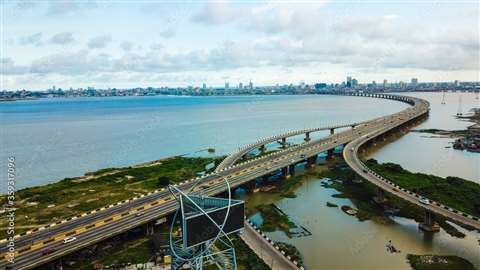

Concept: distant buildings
[[411, 78, 418, 87], [346, 76, 358, 88], [2, 78, 479, 100]]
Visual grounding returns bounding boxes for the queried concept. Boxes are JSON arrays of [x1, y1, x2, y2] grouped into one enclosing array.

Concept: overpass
[[216, 122, 366, 172], [2, 93, 479, 269]]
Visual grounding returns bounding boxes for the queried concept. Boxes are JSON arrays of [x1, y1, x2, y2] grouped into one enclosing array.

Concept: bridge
[[2, 92, 479, 269]]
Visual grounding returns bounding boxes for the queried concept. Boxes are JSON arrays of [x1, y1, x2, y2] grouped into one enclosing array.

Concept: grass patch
[[320, 159, 472, 237], [232, 236, 271, 270], [0, 156, 221, 238], [407, 254, 477, 270], [256, 204, 296, 236], [101, 237, 152, 265], [365, 158, 480, 217], [276, 242, 303, 267]]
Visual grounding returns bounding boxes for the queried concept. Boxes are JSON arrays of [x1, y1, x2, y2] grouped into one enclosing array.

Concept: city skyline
[[1, 0, 479, 90]]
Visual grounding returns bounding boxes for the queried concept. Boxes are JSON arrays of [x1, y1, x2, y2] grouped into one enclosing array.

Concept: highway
[[2, 93, 479, 269], [343, 110, 480, 230]]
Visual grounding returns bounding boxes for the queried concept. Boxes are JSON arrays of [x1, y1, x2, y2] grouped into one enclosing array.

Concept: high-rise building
[[383, 79, 387, 88], [352, 78, 358, 87], [239, 83, 243, 89], [411, 78, 418, 85], [346, 76, 352, 87], [225, 82, 229, 89], [202, 83, 207, 89], [249, 81, 253, 89]]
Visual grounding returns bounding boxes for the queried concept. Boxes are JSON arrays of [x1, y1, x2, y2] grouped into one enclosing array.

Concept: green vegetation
[[319, 162, 386, 222], [319, 159, 477, 237], [407, 254, 477, 270], [276, 242, 303, 267], [365, 159, 480, 217], [232, 236, 271, 270], [101, 237, 152, 265], [256, 204, 296, 236], [0, 156, 221, 238]]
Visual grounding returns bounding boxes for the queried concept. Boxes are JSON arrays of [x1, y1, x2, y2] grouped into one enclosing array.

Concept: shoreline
[[412, 107, 480, 153]]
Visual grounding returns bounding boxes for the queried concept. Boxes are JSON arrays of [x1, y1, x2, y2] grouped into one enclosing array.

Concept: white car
[[63, 236, 77, 244], [419, 198, 430, 205]]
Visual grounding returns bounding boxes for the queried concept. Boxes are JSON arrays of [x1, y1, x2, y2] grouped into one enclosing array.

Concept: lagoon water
[[1, 92, 479, 269], [1, 92, 477, 191], [1, 94, 409, 190]]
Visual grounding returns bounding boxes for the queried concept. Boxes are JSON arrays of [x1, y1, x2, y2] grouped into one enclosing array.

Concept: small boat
[[341, 205, 358, 216]]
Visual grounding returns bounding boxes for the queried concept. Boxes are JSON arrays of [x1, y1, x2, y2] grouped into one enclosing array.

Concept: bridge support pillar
[[327, 149, 334, 159], [419, 210, 440, 232], [304, 132, 311, 142], [281, 167, 289, 178], [259, 144, 266, 153], [288, 164, 296, 177], [49, 259, 63, 270], [330, 128, 335, 135], [241, 180, 256, 193], [373, 187, 387, 203], [306, 155, 317, 168], [281, 137, 287, 148], [145, 222, 155, 236]]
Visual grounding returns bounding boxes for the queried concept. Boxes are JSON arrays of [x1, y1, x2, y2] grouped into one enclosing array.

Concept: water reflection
[[243, 175, 480, 270]]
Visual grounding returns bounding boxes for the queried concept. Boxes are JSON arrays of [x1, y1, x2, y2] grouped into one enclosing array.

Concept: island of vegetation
[[413, 107, 480, 153], [407, 254, 478, 270]]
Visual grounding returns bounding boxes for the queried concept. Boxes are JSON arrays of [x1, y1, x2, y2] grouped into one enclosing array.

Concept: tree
[[157, 176, 170, 187]]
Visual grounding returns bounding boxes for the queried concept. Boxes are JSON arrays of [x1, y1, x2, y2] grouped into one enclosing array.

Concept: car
[[418, 198, 430, 205], [300, 154, 306, 158], [135, 212, 143, 217], [350, 147, 355, 152], [42, 248, 57, 256], [392, 188, 398, 192], [362, 169, 368, 173], [63, 236, 77, 244]]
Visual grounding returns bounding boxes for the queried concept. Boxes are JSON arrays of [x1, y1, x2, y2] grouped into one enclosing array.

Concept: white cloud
[[191, 1, 240, 25], [159, 28, 176, 39], [0, 58, 29, 75], [3, 1, 479, 89], [30, 50, 111, 75], [87, 35, 112, 49], [50, 32, 74, 45], [46, 1, 97, 15], [19, 32, 43, 46], [120, 41, 133, 52]]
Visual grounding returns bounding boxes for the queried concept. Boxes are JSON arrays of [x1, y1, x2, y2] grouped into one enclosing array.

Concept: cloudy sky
[[1, 0, 479, 90]]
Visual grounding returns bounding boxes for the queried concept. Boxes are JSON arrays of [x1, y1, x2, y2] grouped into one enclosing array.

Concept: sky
[[1, 0, 479, 90]]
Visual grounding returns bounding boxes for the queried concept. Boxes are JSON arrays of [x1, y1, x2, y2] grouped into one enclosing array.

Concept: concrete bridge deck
[[240, 221, 301, 270]]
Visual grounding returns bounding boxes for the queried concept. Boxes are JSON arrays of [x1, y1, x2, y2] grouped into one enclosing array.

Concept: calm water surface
[[0, 95, 408, 190], [371, 92, 479, 182], [245, 171, 480, 270]]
